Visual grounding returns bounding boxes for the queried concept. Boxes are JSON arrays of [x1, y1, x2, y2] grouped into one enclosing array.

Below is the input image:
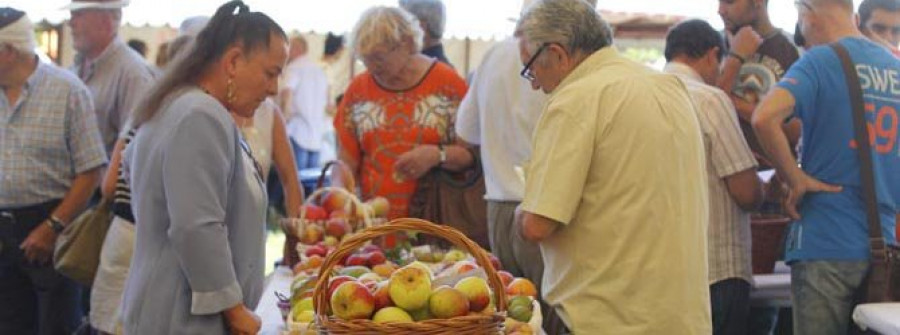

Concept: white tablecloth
[[853, 303, 900, 334], [257, 266, 294, 335], [750, 262, 792, 308]]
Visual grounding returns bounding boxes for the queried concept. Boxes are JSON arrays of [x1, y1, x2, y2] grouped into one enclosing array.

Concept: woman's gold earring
[[226, 78, 236, 107]]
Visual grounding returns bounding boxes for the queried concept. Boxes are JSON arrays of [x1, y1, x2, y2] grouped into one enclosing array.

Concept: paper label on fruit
[[432, 267, 487, 289]]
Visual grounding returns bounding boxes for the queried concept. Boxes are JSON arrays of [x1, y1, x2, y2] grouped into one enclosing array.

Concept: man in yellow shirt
[[515, 0, 712, 333]]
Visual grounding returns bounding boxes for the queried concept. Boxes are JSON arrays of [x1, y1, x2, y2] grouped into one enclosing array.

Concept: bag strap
[[830, 43, 885, 252]]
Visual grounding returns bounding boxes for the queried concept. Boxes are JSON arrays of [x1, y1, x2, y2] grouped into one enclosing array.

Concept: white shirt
[[455, 38, 547, 201], [665, 62, 758, 285], [283, 56, 329, 150], [238, 99, 276, 181]]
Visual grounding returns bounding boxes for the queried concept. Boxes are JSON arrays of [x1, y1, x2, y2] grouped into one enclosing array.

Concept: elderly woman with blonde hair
[[334, 6, 471, 220]]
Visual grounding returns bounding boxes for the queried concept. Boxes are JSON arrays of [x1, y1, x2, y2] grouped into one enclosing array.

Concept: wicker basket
[[281, 160, 380, 267], [750, 214, 792, 274], [312, 218, 507, 334]]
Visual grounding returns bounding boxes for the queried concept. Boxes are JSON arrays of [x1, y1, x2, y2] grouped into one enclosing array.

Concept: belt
[[0, 200, 60, 220]]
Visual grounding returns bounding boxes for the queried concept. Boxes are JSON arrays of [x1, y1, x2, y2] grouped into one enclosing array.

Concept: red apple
[[497, 271, 514, 287], [361, 244, 382, 254], [304, 245, 327, 258], [329, 209, 350, 220], [371, 281, 394, 310], [488, 254, 501, 271], [506, 278, 538, 298], [328, 276, 356, 298], [455, 277, 491, 312], [325, 218, 351, 239], [330, 281, 375, 320], [453, 261, 478, 275], [366, 251, 386, 266], [301, 204, 328, 221], [321, 191, 352, 214], [346, 254, 368, 267]]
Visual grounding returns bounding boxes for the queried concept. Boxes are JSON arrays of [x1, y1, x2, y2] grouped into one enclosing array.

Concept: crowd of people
[[0, 0, 898, 334]]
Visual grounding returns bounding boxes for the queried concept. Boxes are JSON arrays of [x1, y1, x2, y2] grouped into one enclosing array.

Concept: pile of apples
[[294, 192, 389, 246]]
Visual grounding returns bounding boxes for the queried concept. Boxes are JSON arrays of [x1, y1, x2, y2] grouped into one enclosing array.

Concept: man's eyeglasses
[[868, 23, 900, 36], [520, 43, 550, 81]]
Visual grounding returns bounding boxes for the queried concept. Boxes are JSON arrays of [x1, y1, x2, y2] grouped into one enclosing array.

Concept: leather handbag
[[409, 146, 490, 251], [53, 199, 114, 286], [832, 43, 900, 303]]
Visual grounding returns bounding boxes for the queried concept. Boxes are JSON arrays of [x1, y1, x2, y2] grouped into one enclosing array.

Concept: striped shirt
[[112, 129, 136, 222], [72, 38, 155, 154], [665, 62, 758, 285], [0, 61, 108, 207]]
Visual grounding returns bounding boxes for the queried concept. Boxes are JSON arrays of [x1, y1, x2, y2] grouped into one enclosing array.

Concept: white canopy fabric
[[5, 0, 843, 39]]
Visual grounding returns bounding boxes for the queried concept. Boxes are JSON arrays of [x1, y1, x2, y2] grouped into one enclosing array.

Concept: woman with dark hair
[[120, 1, 287, 334]]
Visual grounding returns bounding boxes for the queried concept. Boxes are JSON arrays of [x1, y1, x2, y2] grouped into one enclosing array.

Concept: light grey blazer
[[122, 87, 268, 334]]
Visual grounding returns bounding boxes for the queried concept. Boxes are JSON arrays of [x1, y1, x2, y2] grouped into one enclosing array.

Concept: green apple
[[508, 303, 533, 322], [409, 307, 433, 321], [372, 306, 414, 323], [428, 286, 469, 319], [443, 249, 467, 262], [293, 309, 315, 323], [388, 266, 432, 311]]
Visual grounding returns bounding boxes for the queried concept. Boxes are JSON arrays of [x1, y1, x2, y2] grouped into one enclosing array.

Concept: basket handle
[[312, 218, 508, 318], [316, 160, 356, 191]]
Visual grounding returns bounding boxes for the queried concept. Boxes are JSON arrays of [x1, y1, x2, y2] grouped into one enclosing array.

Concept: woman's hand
[[394, 145, 440, 181], [223, 303, 261, 335]]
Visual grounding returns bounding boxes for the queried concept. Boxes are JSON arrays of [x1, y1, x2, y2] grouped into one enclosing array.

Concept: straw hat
[[61, 0, 130, 11]]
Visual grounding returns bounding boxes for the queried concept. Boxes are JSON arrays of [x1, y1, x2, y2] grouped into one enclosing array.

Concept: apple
[[357, 272, 383, 284], [298, 224, 324, 245], [488, 254, 501, 271], [506, 278, 538, 298], [443, 249, 467, 263], [428, 286, 470, 319], [328, 275, 356, 298], [323, 235, 338, 247], [304, 245, 327, 258], [292, 309, 315, 323], [346, 254, 368, 267], [325, 218, 351, 239], [372, 306, 413, 323], [388, 266, 432, 311], [301, 204, 328, 221], [452, 261, 478, 275], [366, 251, 387, 266], [330, 281, 375, 320], [508, 303, 533, 322], [321, 191, 352, 214], [291, 275, 318, 303], [366, 196, 390, 218], [454, 277, 491, 311], [371, 281, 394, 310], [338, 266, 372, 278], [508, 295, 533, 311], [405, 261, 434, 279], [409, 307, 432, 321], [497, 271, 514, 287], [372, 262, 398, 278], [352, 202, 373, 220], [295, 297, 314, 312], [361, 244, 382, 254]]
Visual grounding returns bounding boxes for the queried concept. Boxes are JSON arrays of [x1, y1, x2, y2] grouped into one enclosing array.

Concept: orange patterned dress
[[334, 62, 467, 219]]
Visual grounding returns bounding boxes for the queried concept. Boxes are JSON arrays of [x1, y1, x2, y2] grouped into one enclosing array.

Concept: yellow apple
[[388, 266, 432, 311], [428, 286, 470, 319], [372, 306, 414, 323]]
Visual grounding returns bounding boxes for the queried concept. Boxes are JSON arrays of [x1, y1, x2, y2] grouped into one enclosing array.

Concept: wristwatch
[[438, 144, 447, 165], [46, 215, 65, 234]]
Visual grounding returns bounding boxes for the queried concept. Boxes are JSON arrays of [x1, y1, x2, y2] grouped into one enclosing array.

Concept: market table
[[853, 303, 900, 334], [257, 266, 293, 335]]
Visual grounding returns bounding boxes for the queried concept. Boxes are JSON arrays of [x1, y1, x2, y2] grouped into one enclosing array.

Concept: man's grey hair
[[399, 0, 446, 39], [516, 0, 612, 56]]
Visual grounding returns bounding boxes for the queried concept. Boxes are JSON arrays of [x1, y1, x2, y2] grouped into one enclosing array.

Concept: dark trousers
[[0, 200, 83, 335], [290, 138, 320, 170], [711, 278, 752, 335]]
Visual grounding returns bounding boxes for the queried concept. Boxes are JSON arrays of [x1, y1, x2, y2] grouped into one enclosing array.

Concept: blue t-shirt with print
[[777, 37, 899, 262]]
